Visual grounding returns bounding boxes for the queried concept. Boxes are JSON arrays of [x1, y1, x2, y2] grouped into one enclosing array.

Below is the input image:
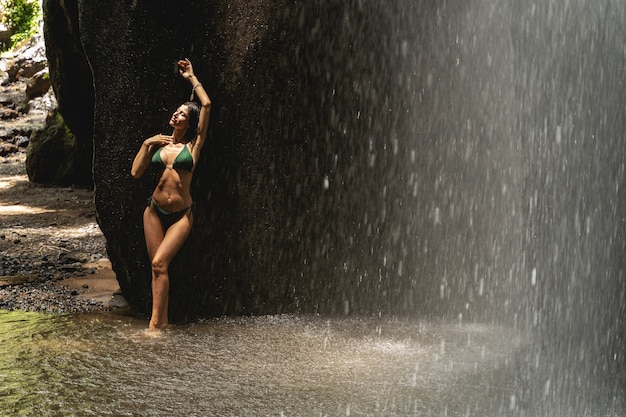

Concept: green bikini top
[[151, 144, 193, 172]]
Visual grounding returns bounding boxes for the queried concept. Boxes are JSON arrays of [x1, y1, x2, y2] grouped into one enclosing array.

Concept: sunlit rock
[[2, 34, 47, 83], [26, 68, 51, 99]]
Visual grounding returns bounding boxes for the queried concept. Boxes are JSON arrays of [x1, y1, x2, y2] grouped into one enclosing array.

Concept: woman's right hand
[[144, 134, 172, 148], [132, 135, 170, 178]]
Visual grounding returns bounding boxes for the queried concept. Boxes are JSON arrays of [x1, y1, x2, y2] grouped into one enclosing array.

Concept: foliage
[[1, 0, 40, 51]]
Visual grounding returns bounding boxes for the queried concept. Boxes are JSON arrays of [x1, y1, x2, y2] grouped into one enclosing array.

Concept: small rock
[[15, 136, 29, 148], [60, 252, 91, 264], [61, 262, 82, 271], [0, 143, 19, 156], [0, 108, 19, 119], [26, 69, 51, 99]]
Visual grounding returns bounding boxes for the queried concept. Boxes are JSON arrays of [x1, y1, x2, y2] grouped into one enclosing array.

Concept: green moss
[[26, 110, 80, 184]]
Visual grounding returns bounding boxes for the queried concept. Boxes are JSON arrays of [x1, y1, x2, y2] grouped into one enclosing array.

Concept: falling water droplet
[[434, 207, 441, 225]]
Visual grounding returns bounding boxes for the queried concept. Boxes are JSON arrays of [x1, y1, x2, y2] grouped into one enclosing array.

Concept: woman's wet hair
[[183, 101, 200, 141]]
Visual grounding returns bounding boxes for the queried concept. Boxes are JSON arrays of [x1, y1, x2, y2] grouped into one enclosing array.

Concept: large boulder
[[41, 0, 93, 185], [69, 0, 525, 322], [25, 109, 88, 185], [1, 27, 88, 185], [47, 2, 626, 357], [45, 0, 626, 410]]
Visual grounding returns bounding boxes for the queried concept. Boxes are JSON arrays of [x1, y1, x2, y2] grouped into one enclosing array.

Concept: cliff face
[[43, 0, 626, 407], [76, 1, 318, 319], [45, 1, 626, 347], [73, 0, 435, 320], [42, 0, 93, 185], [45, 0, 526, 321]]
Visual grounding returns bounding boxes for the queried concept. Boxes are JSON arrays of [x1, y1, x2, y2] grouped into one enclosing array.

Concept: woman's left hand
[[178, 58, 194, 80]]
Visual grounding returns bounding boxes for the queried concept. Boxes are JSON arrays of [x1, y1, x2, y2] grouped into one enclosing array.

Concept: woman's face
[[169, 105, 191, 130]]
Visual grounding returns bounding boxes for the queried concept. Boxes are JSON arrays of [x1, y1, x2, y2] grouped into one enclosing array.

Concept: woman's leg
[[144, 205, 165, 262], [144, 206, 193, 330], [143, 205, 165, 328]]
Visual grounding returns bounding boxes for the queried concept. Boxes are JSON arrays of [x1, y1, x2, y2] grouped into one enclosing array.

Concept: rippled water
[[0, 310, 617, 417]]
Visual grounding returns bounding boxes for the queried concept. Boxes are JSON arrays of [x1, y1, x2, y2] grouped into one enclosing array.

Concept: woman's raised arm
[[178, 59, 211, 166]]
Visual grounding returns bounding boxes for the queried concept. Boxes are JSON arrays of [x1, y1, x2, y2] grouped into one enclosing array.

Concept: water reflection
[[0, 310, 619, 416]]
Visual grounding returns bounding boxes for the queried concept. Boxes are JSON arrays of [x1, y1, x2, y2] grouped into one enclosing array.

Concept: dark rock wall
[[46, 0, 623, 360], [26, 109, 79, 183], [43, 0, 626, 408], [67, 0, 524, 321], [42, 0, 93, 185]]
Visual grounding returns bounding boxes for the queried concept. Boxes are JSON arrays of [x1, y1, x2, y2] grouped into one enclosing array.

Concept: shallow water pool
[[0, 310, 619, 416]]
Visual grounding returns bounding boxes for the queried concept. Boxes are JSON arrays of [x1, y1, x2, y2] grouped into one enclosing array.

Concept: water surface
[[0, 310, 596, 416]]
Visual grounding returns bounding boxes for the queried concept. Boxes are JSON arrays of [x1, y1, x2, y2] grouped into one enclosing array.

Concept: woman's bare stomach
[[152, 171, 193, 211], [152, 183, 192, 212]]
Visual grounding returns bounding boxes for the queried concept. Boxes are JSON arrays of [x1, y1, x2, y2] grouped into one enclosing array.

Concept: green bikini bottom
[[148, 197, 191, 230]]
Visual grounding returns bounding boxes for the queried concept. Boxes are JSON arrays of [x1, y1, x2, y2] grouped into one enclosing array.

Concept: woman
[[131, 58, 211, 330]]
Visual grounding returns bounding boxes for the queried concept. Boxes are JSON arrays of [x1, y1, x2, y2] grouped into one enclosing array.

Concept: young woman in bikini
[[131, 58, 211, 330]]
